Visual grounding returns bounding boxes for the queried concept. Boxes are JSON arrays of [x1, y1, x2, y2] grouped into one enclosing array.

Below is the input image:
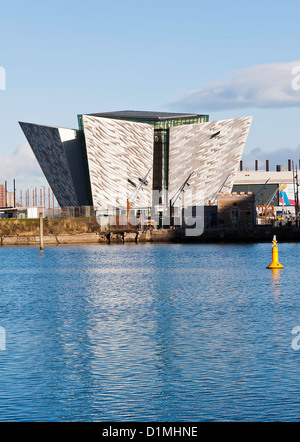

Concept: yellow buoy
[[267, 235, 284, 269]]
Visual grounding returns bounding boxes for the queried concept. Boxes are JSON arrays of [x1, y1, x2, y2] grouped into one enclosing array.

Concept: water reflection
[[0, 244, 300, 422], [270, 268, 283, 299]]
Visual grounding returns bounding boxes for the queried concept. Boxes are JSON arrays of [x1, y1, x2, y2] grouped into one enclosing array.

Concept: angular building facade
[[81, 115, 154, 210], [19, 111, 252, 212], [169, 117, 253, 206], [19, 122, 91, 208]]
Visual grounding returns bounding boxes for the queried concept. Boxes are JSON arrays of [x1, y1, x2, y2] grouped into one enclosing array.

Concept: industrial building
[[233, 169, 297, 207], [233, 163, 300, 225], [19, 111, 253, 221]]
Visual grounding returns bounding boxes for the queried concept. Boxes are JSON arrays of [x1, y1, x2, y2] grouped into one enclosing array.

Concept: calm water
[[0, 242, 300, 422]]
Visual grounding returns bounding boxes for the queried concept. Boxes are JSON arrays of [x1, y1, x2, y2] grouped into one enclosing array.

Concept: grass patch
[[0, 217, 100, 236]]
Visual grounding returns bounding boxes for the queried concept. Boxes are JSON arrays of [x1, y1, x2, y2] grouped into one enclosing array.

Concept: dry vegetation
[[0, 217, 100, 237]]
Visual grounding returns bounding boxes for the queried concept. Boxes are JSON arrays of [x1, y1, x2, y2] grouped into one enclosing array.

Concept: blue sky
[[1, 0, 300, 189]]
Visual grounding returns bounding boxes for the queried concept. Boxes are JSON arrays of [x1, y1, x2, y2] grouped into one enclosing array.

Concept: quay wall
[[0, 226, 300, 246]]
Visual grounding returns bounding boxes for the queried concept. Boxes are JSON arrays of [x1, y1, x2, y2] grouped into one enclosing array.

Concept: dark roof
[[86, 110, 205, 120]]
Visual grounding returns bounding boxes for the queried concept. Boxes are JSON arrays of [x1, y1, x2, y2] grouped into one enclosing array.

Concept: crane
[[170, 171, 194, 208], [257, 182, 284, 225], [127, 167, 152, 224], [210, 174, 230, 206], [266, 182, 284, 207], [255, 178, 270, 204], [169, 171, 194, 227]]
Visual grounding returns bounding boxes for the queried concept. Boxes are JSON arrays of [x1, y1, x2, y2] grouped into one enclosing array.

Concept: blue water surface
[[0, 242, 300, 422]]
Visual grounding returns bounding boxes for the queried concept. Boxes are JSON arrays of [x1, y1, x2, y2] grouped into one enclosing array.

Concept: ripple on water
[[0, 243, 299, 421]]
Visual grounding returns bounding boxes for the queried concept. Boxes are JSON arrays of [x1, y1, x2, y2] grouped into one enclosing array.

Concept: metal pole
[[295, 166, 299, 227], [127, 199, 130, 227], [282, 187, 285, 225], [169, 200, 173, 228], [39, 212, 44, 251], [265, 204, 267, 225], [13, 179, 16, 208], [293, 162, 296, 226]]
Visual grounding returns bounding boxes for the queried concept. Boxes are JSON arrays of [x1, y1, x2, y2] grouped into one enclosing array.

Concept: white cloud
[[172, 61, 300, 111], [0, 143, 46, 189]]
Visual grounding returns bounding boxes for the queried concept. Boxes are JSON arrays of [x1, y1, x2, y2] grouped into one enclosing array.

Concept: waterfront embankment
[[0, 218, 300, 245], [0, 229, 175, 246], [0, 218, 176, 246]]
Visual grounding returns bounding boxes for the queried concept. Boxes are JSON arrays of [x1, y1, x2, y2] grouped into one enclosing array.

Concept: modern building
[[233, 169, 298, 207], [19, 111, 252, 213]]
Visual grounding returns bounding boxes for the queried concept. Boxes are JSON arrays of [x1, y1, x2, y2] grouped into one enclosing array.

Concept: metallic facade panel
[[19, 122, 79, 207], [82, 116, 154, 210], [59, 128, 92, 206], [169, 117, 253, 206]]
